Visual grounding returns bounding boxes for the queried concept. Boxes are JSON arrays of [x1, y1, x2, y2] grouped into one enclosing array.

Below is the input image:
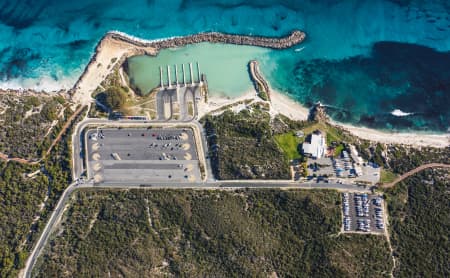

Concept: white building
[[302, 131, 326, 159], [349, 144, 364, 165]]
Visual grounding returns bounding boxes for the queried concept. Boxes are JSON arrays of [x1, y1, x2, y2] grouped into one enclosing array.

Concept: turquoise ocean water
[[1, 0, 449, 132]]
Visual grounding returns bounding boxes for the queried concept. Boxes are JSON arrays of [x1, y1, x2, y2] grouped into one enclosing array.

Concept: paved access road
[[93, 180, 369, 191], [23, 117, 370, 278], [22, 181, 91, 278]]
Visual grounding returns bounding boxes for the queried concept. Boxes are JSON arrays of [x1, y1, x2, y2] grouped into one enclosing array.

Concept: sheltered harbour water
[[127, 42, 272, 97]]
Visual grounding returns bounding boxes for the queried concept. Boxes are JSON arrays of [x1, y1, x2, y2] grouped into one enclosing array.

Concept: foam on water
[[0, 75, 78, 92], [391, 109, 414, 117]]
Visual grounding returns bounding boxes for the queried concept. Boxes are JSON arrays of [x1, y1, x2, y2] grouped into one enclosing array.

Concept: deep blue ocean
[[0, 0, 449, 132]]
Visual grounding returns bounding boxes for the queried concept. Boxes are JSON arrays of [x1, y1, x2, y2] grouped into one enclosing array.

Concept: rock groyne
[[249, 60, 271, 101]]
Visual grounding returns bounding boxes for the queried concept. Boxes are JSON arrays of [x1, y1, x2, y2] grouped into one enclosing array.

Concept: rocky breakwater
[[109, 30, 306, 50]]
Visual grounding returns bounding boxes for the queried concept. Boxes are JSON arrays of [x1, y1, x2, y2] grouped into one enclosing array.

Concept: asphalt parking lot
[[342, 192, 385, 233], [86, 128, 201, 184], [307, 157, 380, 185]]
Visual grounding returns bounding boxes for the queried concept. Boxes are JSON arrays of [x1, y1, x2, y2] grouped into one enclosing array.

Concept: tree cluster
[[96, 86, 127, 112]]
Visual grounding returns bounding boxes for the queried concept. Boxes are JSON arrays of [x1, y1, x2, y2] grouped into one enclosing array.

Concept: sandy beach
[[197, 90, 258, 118], [269, 90, 309, 121], [271, 91, 449, 148], [334, 122, 449, 148], [197, 89, 310, 121], [71, 34, 157, 105]]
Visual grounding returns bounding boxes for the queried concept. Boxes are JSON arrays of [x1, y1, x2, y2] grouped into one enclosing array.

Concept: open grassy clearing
[[274, 132, 303, 160]]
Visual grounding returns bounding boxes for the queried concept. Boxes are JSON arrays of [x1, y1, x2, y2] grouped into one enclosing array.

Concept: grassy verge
[[274, 132, 303, 160], [380, 168, 398, 184], [334, 144, 345, 157]]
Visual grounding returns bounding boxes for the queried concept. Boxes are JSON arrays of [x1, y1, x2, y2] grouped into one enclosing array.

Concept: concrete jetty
[[167, 65, 172, 88], [189, 63, 194, 86], [159, 67, 164, 88], [159, 64, 204, 88], [197, 62, 202, 85], [175, 64, 179, 87]]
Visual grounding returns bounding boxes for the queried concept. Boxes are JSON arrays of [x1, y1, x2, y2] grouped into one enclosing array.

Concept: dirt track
[[382, 163, 450, 188], [0, 105, 85, 165]]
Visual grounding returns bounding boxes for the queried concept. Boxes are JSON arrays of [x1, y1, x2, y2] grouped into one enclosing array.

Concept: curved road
[[382, 163, 450, 188], [22, 181, 85, 278]]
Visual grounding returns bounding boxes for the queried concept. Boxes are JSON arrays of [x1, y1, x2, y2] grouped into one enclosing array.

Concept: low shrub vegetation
[[384, 169, 450, 277], [202, 109, 290, 179], [33, 189, 392, 277]]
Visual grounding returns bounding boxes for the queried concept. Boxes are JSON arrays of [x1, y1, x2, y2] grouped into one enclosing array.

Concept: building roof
[[302, 132, 326, 158]]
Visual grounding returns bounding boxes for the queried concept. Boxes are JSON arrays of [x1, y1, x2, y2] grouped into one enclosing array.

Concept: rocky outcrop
[[308, 102, 329, 122]]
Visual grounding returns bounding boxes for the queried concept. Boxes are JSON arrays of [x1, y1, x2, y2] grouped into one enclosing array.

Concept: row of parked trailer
[[373, 197, 384, 229], [157, 134, 182, 140], [342, 193, 385, 232], [355, 193, 369, 217], [354, 193, 373, 232], [342, 193, 352, 231]]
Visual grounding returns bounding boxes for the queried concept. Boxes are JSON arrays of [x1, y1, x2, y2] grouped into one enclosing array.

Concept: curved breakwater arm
[[109, 30, 306, 50]]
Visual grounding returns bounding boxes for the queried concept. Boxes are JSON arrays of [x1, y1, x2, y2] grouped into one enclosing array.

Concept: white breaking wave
[[391, 109, 413, 117], [0, 74, 79, 92], [108, 30, 180, 44], [0, 30, 173, 93]]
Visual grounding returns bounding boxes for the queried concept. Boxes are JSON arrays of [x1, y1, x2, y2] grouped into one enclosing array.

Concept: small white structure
[[349, 144, 364, 165], [295, 131, 304, 138], [302, 131, 326, 159]]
